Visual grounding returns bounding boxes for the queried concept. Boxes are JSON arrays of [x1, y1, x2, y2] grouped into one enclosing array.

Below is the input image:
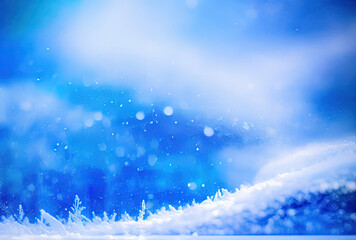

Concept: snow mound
[[0, 141, 355, 238]]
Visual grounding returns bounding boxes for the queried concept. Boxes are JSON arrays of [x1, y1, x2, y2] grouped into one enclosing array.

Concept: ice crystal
[[68, 195, 89, 223]]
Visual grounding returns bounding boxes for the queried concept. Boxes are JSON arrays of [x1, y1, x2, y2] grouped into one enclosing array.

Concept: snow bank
[[0, 141, 355, 238]]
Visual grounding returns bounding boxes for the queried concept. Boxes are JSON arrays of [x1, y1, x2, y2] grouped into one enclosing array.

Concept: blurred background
[[0, 0, 356, 223]]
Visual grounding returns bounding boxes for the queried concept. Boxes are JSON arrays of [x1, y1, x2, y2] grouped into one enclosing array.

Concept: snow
[[163, 106, 174, 116], [188, 182, 197, 190], [136, 111, 145, 120], [0, 140, 355, 238], [203, 127, 214, 137], [1, 235, 355, 240], [1, 2, 355, 239]]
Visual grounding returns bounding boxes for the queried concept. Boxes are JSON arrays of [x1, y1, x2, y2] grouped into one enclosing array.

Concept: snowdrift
[[0, 140, 355, 238]]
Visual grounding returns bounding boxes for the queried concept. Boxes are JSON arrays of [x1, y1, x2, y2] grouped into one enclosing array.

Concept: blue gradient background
[[0, 0, 355, 231]]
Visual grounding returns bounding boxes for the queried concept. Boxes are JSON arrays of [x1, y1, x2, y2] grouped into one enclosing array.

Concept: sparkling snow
[[0, 140, 355, 238]]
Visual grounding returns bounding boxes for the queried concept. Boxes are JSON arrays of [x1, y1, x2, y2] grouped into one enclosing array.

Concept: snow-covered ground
[[0, 235, 355, 240], [0, 140, 355, 238]]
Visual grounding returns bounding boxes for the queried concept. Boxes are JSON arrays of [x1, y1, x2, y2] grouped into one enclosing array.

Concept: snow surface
[[0, 235, 355, 240], [0, 140, 355, 238]]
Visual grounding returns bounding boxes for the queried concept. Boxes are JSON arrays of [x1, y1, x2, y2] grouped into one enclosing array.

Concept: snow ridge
[[0, 141, 355, 237]]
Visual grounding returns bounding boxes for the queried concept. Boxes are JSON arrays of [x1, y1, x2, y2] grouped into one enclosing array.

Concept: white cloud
[[57, 1, 356, 132], [0, 84, 106, 132]]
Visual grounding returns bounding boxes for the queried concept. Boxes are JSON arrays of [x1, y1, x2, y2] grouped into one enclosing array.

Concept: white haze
[[56, 1, 356, 131]]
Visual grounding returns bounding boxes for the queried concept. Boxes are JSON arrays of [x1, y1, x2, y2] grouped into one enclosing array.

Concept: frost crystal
[[138, 200, 146, 221], [15, 204, 24, 223], [69, 195, 86, 223]]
